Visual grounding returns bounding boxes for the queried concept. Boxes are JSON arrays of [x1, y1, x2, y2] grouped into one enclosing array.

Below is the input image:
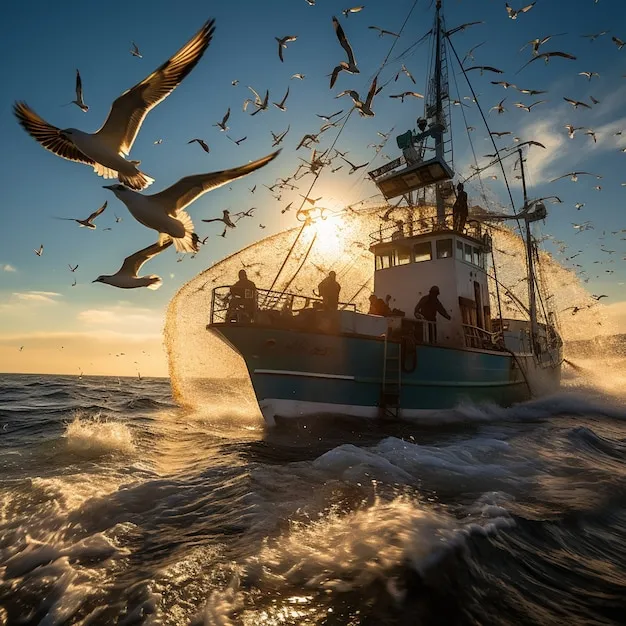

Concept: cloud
[[77, 304, 164, 335], [11, 291, 62, 304], [1, 264, 16, 272]]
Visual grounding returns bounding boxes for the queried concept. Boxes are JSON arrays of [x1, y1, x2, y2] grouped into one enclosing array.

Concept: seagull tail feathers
[[146, 276, 164, 290], [118, 169, 154, 191], [172, 210, 200, 253]]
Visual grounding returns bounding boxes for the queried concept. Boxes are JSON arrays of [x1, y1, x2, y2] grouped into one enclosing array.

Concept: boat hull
[[210, 324, 558, 426]]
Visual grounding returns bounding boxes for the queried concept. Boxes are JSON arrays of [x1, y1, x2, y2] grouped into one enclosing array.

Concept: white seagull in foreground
[[56, 200, 107, 229], [14, 18, 215, 191], [93, 238, 173, 290], [103, 151, 279, 253]]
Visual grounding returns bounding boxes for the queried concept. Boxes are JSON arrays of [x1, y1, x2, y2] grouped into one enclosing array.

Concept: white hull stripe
[[254, 369, 355, 380]]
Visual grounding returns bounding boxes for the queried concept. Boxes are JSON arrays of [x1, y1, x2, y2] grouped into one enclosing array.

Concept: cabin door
[[474, 281, 484, 329]]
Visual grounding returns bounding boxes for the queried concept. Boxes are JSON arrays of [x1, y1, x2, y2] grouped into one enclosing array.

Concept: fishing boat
[[207, 0, 563, 426]]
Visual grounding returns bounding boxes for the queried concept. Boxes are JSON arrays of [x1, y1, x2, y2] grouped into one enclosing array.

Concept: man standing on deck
[[318, 271, 341, 311], [227, 270, 257, 322], [452, 182, 468, 232], [414, 285, 451, 343]]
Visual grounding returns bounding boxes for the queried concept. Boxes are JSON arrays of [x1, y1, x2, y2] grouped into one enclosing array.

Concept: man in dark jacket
[[318, 271, 341, 311], [452, 182, 468, 232], [414, 285, 451, 342], [227, 270, 257, 321]]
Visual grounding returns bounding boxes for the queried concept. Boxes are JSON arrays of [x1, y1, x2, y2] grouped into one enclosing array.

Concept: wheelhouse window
[[413, 241, 432, 263], [375, 253, 392, 270], [456, 240, 464, 260], [472, 246, 480, 266], [464, 243, 473, 263], [395, 246, 411, 266], [436, 239, 453, 259]]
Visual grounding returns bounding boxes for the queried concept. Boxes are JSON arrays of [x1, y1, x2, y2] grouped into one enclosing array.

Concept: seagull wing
[[96, 18, 215, 156], [86, 200, 108, 223], [13, 102, 95, 165], [75, 69, 84, 103], [150, 150, 280, 215], [365, 75, 378, 106], [333, 17, 357, 66], [118, 238, 174, 278]]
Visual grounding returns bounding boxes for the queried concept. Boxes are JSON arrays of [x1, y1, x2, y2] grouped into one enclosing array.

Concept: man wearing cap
[[318, 271, 341, 311], [414, 285, 451, 343], [452, 182, 468, 232]]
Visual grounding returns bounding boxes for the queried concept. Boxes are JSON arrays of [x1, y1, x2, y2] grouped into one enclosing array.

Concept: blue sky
[[1, 0, 625, 374]]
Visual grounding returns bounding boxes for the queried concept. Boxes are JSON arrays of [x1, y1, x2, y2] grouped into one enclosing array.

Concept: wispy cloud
[[1, 264, 16, 272], [11, 291, 62, 304], [77, 305, 164, 335]]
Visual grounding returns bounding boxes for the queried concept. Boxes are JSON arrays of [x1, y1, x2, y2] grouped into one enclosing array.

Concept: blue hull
[[211, 324, 535, 421]]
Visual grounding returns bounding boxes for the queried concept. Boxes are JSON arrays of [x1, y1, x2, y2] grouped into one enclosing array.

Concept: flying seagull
[[275, 35, 297, 62], [342, 6, 365, 17], [341, 156, 369, 174], [104, 151, 279, 253], [14, 18, 215, 190], [394, 64, 416, 84], [505, 2, 535, 19], [514, 100, 547, 112], [550, 171, 602, 183], [368, 26, 400, 38], [517, 51, 576, 73], [330, 16, 360, 88], [202, 209, 237, 228], [93, 238, 173, 290], [520, 34, 565, 55], [563, 97, 591, 109], [34, 245, 43, 257], [56, 200, 108, 229], [389, 91, 424, 102], [270, 125, 290, 146], [244, 86, 269, 115], [130, 42, 142, 58], [336, 75, 379, 116], [579, 71, 600, 80], [72, 69, 89, 112], [213, 107, 230, 131], [612, 36, 625, 50], [69, 264, 78, 272], [272, 87, 290, 111], [188, 138, 210, 152], [490, 98, 507, 114], [465, 66, 504, 75], [316, 110, 344, 121]]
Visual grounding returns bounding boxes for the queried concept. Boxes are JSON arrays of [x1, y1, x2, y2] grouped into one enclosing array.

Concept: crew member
[[452, 182, 468, 232], [414, 285, 451, 343], [227, 269, 257, 322], [318, 271, 341, 311]]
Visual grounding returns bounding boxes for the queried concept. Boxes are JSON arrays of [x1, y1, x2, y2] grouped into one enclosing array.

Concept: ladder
[[380, 333, 402, 419]]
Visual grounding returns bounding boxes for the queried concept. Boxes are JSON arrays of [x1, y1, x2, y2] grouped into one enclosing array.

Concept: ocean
[[1, 361, 626, 625]]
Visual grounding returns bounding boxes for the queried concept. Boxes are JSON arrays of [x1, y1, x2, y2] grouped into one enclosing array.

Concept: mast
[[434, 0, 445, 224], [518, 148, 538, 353]]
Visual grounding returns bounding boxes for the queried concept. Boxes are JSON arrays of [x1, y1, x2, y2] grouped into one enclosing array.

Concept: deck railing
[[369, 212, 485, 245], [209, 286, 356, 325], [462, 324, 502, 349]]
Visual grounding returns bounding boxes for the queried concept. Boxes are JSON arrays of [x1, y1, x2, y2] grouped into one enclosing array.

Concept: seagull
[[579, 71, 600, 80], [590, 95, 600, 105], [231, 79, 239, 86], [14, 19, 215, 191], [71, 69, 89, 112], [491, 81, 516, 89], [517, 51, 576, 73], [514, 100, 547, 112], [520, 34, 565, 55], [213, 108, 230, 131], [275, 35, 297, 62], [592, 294, 608, 300], [490, 98, 507, 114], [490, 131, 512, 137], [271, 125, 290, 146], [564, 97, 591, 109], [368, 26, 400, 37], [389, 91, 424, 102], [272, 87, 290, 111], [69, 264, 78, 272], [612, 36, 625, 50], [299, 195, 322, 205], [330, 16, 360, 88], [228, 135, 248, 146], [281, 202, 293, 214], [188, 138, 209, 153], [115, 214, 123, 223], [584, 129, 597, 143], [104, 151, 278, 253], [342, 156, 368, 174], [337, 75, 378, 116], [565, 124, 583, 138], [291, 74, 306, 80], [463, 42, 486, 65], [464, 66, 504, 75], [202, 209, 237, 228], [342, 6, 365, 17], [582, 31, 608, 42], [56, 201, 107, 229], [93, 238, 173, 290], [130, 42, 142, 58], [34, 245, 43, 257], [154, 139, 163, 145], [506, 2, 535, 19], [317, 110, 344, 121], [516, 88, 547, 95], [551, 171, 602, 183], [394, 64, 416, 84], [244, 86, 269, 115]]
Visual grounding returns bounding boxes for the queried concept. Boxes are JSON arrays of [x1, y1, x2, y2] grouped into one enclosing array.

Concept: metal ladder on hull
[[380, 334, 402, 419]]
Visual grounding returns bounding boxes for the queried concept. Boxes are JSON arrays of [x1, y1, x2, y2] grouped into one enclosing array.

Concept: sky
[[1, 0, 625, 376]]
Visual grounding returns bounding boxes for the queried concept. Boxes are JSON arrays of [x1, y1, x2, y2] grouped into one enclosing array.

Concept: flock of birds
[[12, 0, 625, 305]]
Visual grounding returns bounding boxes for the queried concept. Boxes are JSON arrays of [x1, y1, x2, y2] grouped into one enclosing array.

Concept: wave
[[63, 414, 136, 457], [122, 397, 175, 410]]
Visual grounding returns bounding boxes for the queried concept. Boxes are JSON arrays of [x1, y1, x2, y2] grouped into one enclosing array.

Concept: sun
[[310, 213, 347, 256]]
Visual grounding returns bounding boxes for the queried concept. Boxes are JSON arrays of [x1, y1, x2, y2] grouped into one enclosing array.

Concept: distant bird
[[584, 129, 597, 143], [317, 110, 344, 121], [69, 264, 78, 272], [515, 140, 547, 150], [71, 69, 88, 112], [271, 125, 290, 147], [394, 64, 416, 84], [368, 25, 400, 37], [227, 135, 248, 146], [188, 138, 209, 152], [592, 294, 608, 300], [153, 139, 163, 145], [514, 100, 546, 112], [299, 194, 322, 205], [506, 2, 535, 19], [281, 202, 293, 214], [575, 202, 585, 209], [465, 66, 504, 75], [291, 74, 306, 80], [275, 35, 297, 62], [304, 0, 315, 5], [490, 131, 512, 137], [521, 34, 565, 55], [244, 86, 269, 115], [130, 42, 142, 58], [231, 79, 239, 86], [564, 97, 591, 109], [330, 16, 360, 88], [516, 87, 547, 95], [463, 42, 486, 65], [590, 95, 600, 105], [581, 31, 608, 42], [93, 238, 173, 290], [213, 107, 230, 131], [490, 98, 507, 114], [56, 201, 107, 229], [342, 6, 365, 17], [342, 156, 368, 174], [517, 51, 576, 73], [491, 81, 516, 89], [203, 209, 237, 228], [337, 75, 379, 116], [14, 18, 215, 191], [565, 124, 583, 138], [272, 87, 290, 111], [389, 91, 424, 102], [551, 171, 602, 183], [115, 214, 123, 223], [105, 151, 279, 253], [612, 36, 625, 50], [579, 71, 599, 80], [34, 245, 43, 257]]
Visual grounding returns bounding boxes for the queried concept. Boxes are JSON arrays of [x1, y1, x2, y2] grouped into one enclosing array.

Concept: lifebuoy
[[401, 335, 417, 373]]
